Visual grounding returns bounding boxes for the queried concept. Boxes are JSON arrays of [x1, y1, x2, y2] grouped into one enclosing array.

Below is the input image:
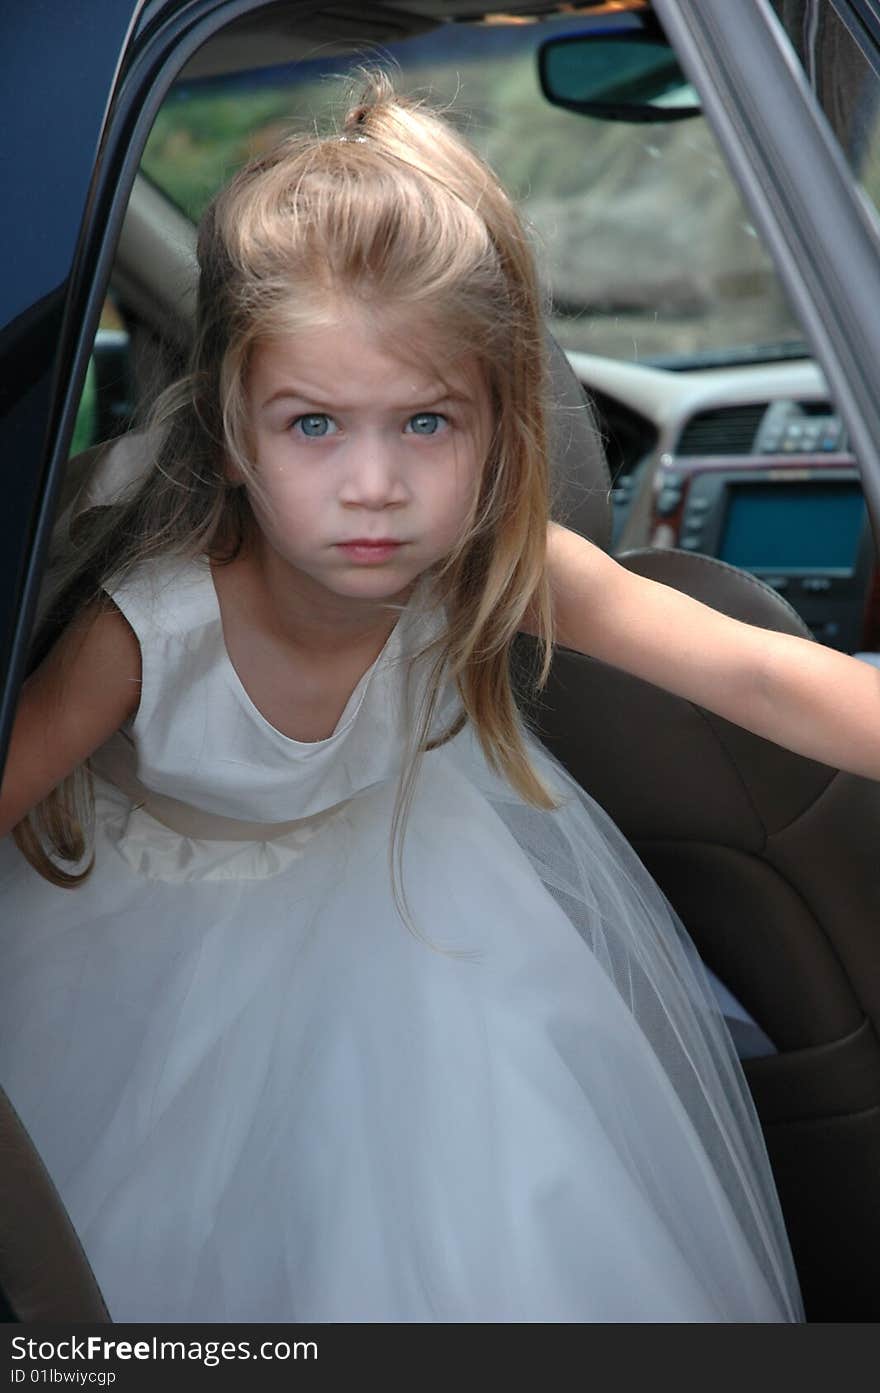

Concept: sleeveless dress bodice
[[0, 555, 803, 1323], [90, 556, 456, 881], [97, 555, 444, 824]]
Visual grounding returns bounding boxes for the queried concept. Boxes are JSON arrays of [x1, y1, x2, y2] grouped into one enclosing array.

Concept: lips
[[336, 540, 404, 563]]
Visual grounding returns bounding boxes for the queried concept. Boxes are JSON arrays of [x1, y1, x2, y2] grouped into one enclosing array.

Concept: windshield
[[142, 13, 806, 369]]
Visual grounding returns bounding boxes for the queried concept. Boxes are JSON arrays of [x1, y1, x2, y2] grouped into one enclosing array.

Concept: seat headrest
[[545, 334, 612, 552]]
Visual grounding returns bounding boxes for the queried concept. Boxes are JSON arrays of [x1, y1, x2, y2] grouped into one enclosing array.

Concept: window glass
[[69, 299, 128, 457], [771, 1, 880, 222], [142, 13, 804, 368]]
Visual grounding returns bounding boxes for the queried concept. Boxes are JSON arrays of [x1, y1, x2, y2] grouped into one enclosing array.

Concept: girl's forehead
[[251, 309, 486, 407]]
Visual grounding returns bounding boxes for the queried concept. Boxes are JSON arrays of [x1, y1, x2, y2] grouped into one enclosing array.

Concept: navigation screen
[[717, 481, 865, 571]]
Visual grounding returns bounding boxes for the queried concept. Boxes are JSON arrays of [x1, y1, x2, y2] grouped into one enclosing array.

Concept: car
[[1, 0, 879, 1324]]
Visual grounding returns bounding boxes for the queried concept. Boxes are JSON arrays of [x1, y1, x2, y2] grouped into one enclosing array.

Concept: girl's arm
[[543, 523, 880, 782], [0, 603, 141, 838]]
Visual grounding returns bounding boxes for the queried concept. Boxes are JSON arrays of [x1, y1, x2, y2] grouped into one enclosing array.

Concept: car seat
[[535, 335, 880, 1322], [0, 1086, 109, 1321]]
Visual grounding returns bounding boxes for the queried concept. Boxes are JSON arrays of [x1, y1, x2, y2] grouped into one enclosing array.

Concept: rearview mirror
[[538, 32, 701, 123]]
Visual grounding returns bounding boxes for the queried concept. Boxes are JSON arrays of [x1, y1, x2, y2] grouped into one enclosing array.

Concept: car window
[[772, 0, 880, 229], [70, 299, 131, 456], [141, 12, 805, 369]]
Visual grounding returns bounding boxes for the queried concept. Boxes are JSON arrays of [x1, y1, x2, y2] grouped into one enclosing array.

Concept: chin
[[322, 568, 420, 604]]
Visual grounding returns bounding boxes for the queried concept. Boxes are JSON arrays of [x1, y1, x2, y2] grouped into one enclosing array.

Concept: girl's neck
[[217, 540, 410, 659]]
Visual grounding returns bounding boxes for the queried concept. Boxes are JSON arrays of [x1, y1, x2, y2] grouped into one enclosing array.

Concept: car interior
[[2, 0, 879, 1323]]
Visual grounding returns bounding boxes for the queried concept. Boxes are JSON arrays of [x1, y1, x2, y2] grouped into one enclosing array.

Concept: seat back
[[539, 338, 880, 1321], [0, 1085, 110, 1322]]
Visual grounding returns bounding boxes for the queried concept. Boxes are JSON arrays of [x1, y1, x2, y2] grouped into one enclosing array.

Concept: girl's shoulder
[[103, 555, 224, 743], [106, 553, 218, 645]]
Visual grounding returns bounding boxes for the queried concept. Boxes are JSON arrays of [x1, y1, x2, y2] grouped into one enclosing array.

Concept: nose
[[338, 434, 408, 509]]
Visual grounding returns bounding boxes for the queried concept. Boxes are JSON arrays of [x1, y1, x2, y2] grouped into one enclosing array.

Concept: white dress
[[0, 555, 803, 1323]]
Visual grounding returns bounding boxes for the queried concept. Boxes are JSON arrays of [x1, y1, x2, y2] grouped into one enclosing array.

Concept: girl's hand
[[542, 523, 880, 782], [0, 602, 141, 838]]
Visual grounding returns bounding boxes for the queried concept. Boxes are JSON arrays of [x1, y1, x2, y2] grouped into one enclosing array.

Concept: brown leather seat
[[0, 1086, 109, 1322], [535, 336, 880, 1321]]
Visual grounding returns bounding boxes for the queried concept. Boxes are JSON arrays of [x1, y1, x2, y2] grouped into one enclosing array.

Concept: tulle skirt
[[0, 729, 803, 1322]]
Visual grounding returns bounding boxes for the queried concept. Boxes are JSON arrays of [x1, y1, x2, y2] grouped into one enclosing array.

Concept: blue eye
[[293, 414, 337, 437], [406, 412, 446, 436]]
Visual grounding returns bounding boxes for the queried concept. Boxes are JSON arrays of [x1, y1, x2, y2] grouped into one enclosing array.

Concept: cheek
[[420, 467, 474, 538], [251, 452, 323, 511], [442, 447, 483, 526], [246, 472, 317, 547]]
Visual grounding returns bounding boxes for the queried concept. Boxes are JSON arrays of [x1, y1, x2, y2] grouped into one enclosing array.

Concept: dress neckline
[[200, 557, 404, 750]]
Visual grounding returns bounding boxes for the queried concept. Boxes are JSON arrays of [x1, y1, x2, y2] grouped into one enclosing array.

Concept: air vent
[[675, 404, 767, 456]]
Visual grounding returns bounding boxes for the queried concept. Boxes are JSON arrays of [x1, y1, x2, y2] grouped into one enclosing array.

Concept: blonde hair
[[16, 70, 555, 888]]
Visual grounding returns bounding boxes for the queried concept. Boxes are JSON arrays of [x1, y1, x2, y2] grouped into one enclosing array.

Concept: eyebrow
[[259, 386, 473, 412]]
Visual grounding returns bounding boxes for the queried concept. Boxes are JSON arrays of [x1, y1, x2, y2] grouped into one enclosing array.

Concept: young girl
[[1, 74, 877, 1324]]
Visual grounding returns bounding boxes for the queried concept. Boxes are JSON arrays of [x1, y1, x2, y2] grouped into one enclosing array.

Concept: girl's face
[[241, 307, 491, 604]]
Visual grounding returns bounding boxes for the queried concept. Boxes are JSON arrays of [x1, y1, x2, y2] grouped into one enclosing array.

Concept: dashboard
[[568, 353, 878, 655]]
